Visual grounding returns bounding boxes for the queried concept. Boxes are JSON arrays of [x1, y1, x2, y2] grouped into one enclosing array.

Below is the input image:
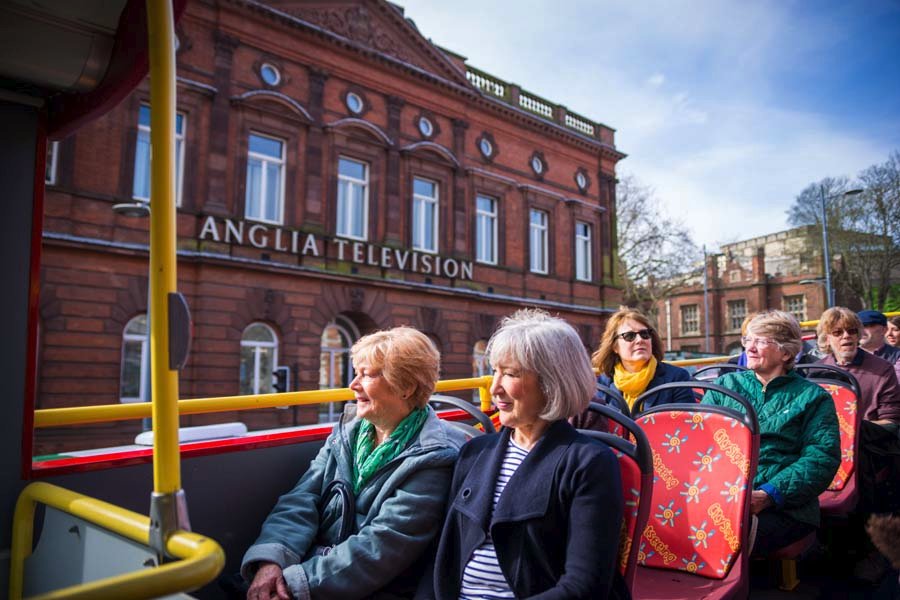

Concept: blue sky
[[399, 0, 900, 251]]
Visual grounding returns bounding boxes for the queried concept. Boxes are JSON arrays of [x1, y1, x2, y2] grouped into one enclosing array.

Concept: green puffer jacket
[[702, 369, 840, 527]]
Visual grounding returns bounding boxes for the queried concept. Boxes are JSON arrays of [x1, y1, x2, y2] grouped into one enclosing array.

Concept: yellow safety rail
[[9, 482, 224, 600], [146, 0, 181, 496], [34, 376, 495, 428], [30, 313, 900, 431]]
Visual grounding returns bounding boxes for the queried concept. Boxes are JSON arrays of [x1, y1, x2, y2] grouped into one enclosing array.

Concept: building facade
[[657, 226, 829, 356], [37, 0, 625, 453]]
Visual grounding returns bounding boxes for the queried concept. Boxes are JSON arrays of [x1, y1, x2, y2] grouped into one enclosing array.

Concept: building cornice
[[225, 0, 625, 158], [43, 231, 616, 317]]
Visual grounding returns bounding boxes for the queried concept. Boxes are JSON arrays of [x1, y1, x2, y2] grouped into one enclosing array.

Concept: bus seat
[[596, 384, 631, 438], [812, 380, 860, 516], [630, 381, 760, 600], [579, 402, 652, 591], [762, 529, 818, 591]]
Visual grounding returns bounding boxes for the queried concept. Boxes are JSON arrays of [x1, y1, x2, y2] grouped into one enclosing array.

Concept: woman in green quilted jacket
[[702, 310, 840, 556]]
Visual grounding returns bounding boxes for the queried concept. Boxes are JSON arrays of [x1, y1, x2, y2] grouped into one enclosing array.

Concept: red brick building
[[657, 226, 829, 356], [37, 0, 625, 453]]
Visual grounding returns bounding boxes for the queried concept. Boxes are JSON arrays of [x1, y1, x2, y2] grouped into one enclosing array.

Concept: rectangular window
[[575, 221, 592, 281], [529, 208, 548, 274], [727, 299, 747, 331], [132, 104, 186, 205], [336, 157, 369, 240], [476, 194, 497, 264], [245, 133, 285, 223], [45, 141, 59, 185], [681, 304, 700, 335], [784, 295, 806, 322], [412, 177, 438, 253]]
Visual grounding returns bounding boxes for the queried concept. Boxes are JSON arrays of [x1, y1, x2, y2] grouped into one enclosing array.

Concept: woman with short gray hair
[[703, 310, 840, 556], [431, 309, 628, 599]]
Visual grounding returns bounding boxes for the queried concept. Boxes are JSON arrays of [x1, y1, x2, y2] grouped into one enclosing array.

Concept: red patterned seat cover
[[609, 445, 650, 586], [635, 409, 753, 580], [818, 383, 857, 491]]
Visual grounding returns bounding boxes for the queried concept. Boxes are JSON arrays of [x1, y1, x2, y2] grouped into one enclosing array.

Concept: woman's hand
[[247, 562, 291, 600], [750, 490, 774, 515]]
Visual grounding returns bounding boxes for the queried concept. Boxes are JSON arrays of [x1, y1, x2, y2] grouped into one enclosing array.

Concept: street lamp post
[[112, 201, 152, 431], [818, 186, 863, 308]]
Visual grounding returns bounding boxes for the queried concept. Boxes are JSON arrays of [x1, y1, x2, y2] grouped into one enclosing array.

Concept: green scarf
[[352, 406, 428, 493]]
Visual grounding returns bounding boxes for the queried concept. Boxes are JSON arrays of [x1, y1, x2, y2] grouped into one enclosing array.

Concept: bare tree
[[615, 176, 701, 322], [786, 151, 900, 310]]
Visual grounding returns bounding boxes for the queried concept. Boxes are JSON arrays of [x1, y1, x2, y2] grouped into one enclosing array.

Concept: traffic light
[[272, 366, 290, 393]]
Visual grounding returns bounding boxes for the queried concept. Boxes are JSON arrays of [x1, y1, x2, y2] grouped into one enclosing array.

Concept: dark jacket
[[571, 361, 694, 430], [819, 349, 900, 423], [432, 420, 629, 600], [702, 370, 840, 526]]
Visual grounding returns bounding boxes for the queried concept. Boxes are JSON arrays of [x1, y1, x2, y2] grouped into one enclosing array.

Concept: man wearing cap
[[859, 310, 900, 383]]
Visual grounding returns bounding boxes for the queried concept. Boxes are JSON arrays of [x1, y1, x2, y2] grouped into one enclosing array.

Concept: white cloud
[[646, 73, 665, 88]]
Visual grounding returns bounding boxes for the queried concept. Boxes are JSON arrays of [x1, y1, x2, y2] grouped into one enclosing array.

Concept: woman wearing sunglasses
[[572, 309, 694, 429]]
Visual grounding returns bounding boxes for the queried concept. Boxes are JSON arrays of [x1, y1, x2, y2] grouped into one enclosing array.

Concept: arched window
[[725, 341, 743, 356], [472, 339, 489, 377], [120, 314, 148, 403], [240, 323, 278, 395], [319, 317, 358, 422], [472, 339, 489, 403]]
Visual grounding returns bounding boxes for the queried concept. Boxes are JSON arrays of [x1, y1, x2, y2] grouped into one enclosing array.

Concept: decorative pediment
[[267, 0, 469, 86]]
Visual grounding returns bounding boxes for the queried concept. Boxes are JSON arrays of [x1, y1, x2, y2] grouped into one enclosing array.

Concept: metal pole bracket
[[149, 489, 191, 558]]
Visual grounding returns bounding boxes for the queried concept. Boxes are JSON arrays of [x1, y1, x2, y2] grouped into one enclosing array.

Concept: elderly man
[[817, 307, 900, 427], [859, 310, 900, 383]]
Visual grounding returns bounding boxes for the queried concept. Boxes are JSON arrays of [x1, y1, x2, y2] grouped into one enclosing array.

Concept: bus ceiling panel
[[0, 0, 188, 139], [0, 0, 125, 93]]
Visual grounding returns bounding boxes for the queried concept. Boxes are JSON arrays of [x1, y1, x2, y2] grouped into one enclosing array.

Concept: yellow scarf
[[613, 356, 658, 410]]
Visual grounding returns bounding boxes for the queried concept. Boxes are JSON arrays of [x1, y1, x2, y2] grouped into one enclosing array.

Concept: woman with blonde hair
[[243, 326, 467, 600], [572, 308, 693, 428]]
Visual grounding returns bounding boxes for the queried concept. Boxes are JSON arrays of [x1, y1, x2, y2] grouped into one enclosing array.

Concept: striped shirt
[[460, 437, 529, 599]]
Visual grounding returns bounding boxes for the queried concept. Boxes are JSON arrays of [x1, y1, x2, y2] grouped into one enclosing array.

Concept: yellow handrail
[[33, 376, 495, 428], [146, 0, 181, 495], [9, 482, 224, 600]]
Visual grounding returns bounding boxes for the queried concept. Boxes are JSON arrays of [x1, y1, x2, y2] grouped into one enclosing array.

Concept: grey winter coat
[[242, 404, 467, 599]]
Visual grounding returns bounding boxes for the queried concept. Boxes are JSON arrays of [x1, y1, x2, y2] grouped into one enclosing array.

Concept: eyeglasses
[[741, 336, 782, 349], [829, 328, 859, 337], [617, 329, 652, 342]]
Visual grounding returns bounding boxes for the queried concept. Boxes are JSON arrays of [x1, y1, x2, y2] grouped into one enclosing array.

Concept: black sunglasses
[[616, 329, 652, 342]]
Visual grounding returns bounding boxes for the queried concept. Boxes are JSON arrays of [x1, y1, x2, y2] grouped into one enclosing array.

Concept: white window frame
[[412, 177, 439, 253], [119, 315, 148, 404], [575, 221, 592, 281], [240, 323, 279, 395], [245, 132, 285, 225], [45, 141, 59, 185], [681, 305, 700, 335], [476, 194, 498, 265], [727, 299, 747, 331], [784, 295, 806, 322], [319, 319, 358, 422], [133, 104, 186, 206], [529, 208, 549, 274], [336, 156, 369, 241]]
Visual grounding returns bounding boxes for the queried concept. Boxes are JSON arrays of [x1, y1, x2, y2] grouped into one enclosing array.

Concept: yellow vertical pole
[[146, 0, 180, 495]]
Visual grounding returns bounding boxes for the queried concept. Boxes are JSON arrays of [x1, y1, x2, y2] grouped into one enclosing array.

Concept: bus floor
[[748, 520, 899, 600]]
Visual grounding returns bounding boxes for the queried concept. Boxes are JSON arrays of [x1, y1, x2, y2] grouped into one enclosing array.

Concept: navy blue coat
[[571, 361, 695, 430], [431, 420, 629, 599]]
